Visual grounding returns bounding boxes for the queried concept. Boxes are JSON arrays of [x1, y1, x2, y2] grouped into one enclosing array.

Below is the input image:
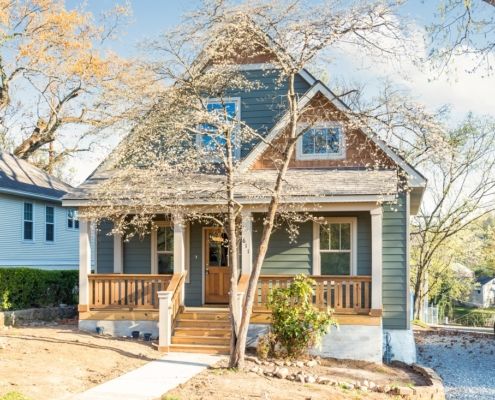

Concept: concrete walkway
[[71, 352, 221, 400]]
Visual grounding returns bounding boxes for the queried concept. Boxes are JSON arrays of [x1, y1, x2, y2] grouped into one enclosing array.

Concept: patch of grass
[[412, 319, 429, 328], [0, 392, 31, 400], [453, 307, 495, 326]]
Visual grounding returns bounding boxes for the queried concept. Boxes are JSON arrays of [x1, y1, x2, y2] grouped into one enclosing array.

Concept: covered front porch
[[77, 202, 387, 353]]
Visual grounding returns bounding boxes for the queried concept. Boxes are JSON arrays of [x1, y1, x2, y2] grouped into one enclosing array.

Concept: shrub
[[0, 268, 78, 311], [260, 274, 337, 359]]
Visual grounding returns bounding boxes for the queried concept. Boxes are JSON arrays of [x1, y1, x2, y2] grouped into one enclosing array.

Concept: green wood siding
[[382, 192, 408, 330], [224, 70, 310, 157], [96, 220, 113, 273], [251, 212, 372, 276], [185, 222, 203, 306], [123, 233, 151, 274]]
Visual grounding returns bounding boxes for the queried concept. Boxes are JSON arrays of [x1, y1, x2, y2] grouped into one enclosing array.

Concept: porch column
[[173, 215, 186, 275], [113, 233, 123, 273], [241, 211, 253, 276], [157, 291, 172, 352], [79, 219, 92, 312], [370, 207, 383, 314]]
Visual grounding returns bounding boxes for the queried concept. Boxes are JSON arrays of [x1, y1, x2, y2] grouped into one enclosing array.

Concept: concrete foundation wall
[[247, 323, 383, 363], [79, 320, 159, 339], [383, 329, 416, 364]]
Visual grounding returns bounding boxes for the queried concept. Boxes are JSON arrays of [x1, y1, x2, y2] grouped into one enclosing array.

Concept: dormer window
[[197, 97, 241, 159], [296, 123, 345, 160]]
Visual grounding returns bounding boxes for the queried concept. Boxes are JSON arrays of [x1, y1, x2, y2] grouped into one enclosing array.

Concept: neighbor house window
[[23, 202, 34, 241], [45, 206, 54, 242], [156, 225, 174, 274], [313, 218, 356, 275], [296, 123, 345, 160], [197, 98, 241, 159], [67, 208, 79, 229]]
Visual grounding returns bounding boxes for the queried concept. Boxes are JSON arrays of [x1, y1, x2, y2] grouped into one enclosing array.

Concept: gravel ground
[[416, 331, 495, 400]]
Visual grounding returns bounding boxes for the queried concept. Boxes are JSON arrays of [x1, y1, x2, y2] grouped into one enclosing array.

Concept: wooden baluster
[[354, 281, 361, 310], [97, 280, 103, 307], [364, 281, 370, 310], [345, 280, 351, 309], [335, 281, 341, 311], [261, 280, 269, 309], [327, 280, 333, 308], [315, 280, 324, 308]]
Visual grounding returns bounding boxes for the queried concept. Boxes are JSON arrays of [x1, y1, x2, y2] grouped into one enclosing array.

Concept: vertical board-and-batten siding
[[185, 222, 204, 306], [96, 220, 113, 273], [0, 192, 79, 269], [382, 192, 408, 330]]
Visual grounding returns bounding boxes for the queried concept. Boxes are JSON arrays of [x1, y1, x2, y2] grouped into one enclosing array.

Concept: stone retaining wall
[[0, 306, 77, 327]]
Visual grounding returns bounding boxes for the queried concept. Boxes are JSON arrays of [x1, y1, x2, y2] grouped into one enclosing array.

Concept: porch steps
[[170, 307, 231, 354]]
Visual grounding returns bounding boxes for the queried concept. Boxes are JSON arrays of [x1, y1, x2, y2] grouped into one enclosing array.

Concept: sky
[[62, 0, 495, 185]]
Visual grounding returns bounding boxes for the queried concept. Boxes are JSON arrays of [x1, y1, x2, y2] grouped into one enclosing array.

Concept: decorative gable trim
[[238, 81, 426, 189]]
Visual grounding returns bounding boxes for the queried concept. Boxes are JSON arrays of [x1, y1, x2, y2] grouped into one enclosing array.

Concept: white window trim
[[296, 122, 346, 161], [151, 221, 173, 274], [312, 217, 357, 276], [45, 205, 55, 243], [196, 97, 242, 159], [67, 208, 79, 230], [22, 202, 35, 242]]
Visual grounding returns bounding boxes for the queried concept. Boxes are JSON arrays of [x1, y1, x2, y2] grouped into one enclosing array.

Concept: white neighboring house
[[0, 152, 80, 270], [469, 276, 495, 308]]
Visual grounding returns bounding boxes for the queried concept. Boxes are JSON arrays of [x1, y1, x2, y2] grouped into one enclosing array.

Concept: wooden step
[[169, 343, 230, 355], [171, 335, 230, 345], [175, 319, 231, 329], [173, 327, 231, 337], [179, 312, 230, 321]]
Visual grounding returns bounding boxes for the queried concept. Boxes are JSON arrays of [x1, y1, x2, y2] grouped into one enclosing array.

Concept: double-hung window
[[67, 208, 79, 229], [45, 206, 55, 242], [297, 123, 345, 160], [155, 225, 174, 274], [197, 98, 241, 159], [23, 202, 34, 241], [314, 218, 356, 275]]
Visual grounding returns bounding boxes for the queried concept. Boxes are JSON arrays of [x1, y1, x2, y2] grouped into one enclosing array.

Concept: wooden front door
[[204, 228, 231, 304]]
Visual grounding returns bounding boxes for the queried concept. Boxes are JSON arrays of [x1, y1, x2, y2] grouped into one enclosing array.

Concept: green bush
[[0, 268, 78, 311], [260, 274, 337, 359]]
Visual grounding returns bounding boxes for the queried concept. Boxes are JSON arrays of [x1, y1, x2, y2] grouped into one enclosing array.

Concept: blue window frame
[[297, 124, 344, 160], [23, 202, 34, 241], [198, 98, 240, 158], [45, 206, 54, 242]]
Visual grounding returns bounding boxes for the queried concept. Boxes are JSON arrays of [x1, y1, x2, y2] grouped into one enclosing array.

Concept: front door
[[204, 228, 231, 304]]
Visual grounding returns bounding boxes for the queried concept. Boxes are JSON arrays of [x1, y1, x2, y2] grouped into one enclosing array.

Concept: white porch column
[[79, 219, 92, 312], [241, 211, 253, 276], [113, 233, 123, 273], [157, 291, 172, 352], [173, 215, 186, 275], [370, 207, 383, 313]]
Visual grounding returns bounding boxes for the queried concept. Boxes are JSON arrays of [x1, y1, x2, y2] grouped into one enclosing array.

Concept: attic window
[[197, 98, 241, 159], [296, 123, 345, 160]]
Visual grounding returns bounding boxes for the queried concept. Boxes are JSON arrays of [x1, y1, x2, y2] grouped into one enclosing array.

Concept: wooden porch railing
[[254, 275, 372, 314], [88, 274, 173, 310], [166, 272, 187, 322]]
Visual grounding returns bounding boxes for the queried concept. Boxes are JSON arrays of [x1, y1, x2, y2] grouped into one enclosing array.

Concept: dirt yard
[[0, 323, 161, 400], [165, 357, 426, 400]]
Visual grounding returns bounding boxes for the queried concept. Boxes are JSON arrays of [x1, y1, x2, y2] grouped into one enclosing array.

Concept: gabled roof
[[477, 276, 495, 286], [239, 78, 427, 190], [0, 152, 72, 201]]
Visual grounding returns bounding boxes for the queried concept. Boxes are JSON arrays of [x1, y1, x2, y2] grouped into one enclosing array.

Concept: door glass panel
[[208, 230, 229, 267]]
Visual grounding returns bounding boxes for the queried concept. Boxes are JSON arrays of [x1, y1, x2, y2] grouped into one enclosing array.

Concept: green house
[[64, 56, 425, 364]]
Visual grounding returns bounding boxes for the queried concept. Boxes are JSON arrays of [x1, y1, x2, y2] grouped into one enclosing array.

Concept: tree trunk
[[230, 73, 299, 367]]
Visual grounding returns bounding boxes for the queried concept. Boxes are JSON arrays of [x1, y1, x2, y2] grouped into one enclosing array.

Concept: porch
[[77, 204, 385, 352]]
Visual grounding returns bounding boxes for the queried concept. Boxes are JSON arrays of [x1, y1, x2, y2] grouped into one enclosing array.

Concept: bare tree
[[427, 0, 495, 75], [83, 0, 411, 368]]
